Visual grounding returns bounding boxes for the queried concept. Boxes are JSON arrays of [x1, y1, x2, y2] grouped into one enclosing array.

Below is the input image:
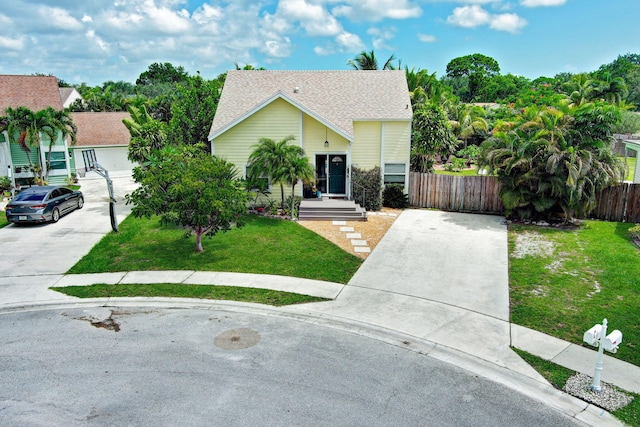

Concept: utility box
[[583, 324, 602, 346], [602, 330, 623, 353]]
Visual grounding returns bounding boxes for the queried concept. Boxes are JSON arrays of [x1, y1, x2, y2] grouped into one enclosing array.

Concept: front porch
[[298, 198, 367, 221]]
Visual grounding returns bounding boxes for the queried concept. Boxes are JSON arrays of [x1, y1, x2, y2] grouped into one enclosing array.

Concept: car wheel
[[51, 208, 60, 223], [77, 196, 84, 209]]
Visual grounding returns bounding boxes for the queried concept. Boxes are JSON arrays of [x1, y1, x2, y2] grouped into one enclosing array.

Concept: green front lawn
[[509, 220, 640, 367], [68, 214, 362, 284], [52, 283, 328, 306]]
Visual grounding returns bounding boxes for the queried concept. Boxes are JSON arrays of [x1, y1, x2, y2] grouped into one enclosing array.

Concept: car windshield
[[13, 190, 49, 202]]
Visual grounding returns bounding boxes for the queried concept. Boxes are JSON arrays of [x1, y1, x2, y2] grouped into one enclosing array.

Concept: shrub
[[383, 185, 409, 208], [629, 224, 640, 241], [444, 157, 467, 172], [351, 166, 382, 211]]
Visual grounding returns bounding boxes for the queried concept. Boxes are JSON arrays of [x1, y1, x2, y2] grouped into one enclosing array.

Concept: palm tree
[[594, 71, 628, 104], [563, 74, 597, 107], [449, 103, 488, 148], [280, 146, 314, 217], [123, 104, 167, 163], [0, 106, 75, 184], [348, 50, 396, 70], [43, 107, 77, 182], [247, 136, 295, 207]]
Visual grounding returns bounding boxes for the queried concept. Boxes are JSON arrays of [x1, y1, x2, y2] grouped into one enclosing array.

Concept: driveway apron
[[289, 209, 541, 379]]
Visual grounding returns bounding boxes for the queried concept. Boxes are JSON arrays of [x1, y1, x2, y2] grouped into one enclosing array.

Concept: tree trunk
[[291, 183, 296, 218], [195, 228, 204, 252], [280, 184, 285, 208]]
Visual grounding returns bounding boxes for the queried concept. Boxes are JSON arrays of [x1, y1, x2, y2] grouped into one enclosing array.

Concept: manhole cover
[[214, 328, 261, 350]]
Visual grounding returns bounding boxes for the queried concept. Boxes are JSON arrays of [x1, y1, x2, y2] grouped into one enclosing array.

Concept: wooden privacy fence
[[591, 183, 640, 223], [409, 172, 640, 222], [409, 172, 504, 214]]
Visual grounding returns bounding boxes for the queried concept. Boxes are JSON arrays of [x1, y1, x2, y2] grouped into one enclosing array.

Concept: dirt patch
[[298, 208, 402, 259], [511, 231, 555, 259]]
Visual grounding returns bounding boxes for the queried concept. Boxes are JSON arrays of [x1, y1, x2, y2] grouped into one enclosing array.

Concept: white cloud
[[417, 33, 436, 43], [332, 0, 422, 22], [368, 27, 396, 50], [85, 30, 110, 51], [140, 1, 191, 33], [39, 6, 83, 30], [0, 35, 24, 50], [81, 14, 93, 23], [262, 38, 292, 58], [336, 31, 365, 52], [448, 5, 527, 33], [490, 13, 527, 33], [272, 0, 343, 37], [447, 5, 491, 28], [314, 45, 335, 56], [520, 0, 566, 6]]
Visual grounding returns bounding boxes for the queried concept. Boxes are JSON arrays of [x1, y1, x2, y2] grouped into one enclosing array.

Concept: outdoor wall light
[[324, 127, 329, 147]]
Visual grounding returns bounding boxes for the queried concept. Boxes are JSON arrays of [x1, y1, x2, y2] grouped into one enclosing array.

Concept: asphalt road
[[0, 306, 582, 427]]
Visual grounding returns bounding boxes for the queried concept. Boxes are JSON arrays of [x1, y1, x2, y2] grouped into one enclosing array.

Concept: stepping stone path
[[332, 220, 371, 254]]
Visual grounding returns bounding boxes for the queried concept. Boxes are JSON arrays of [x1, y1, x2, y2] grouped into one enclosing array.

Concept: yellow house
[[208, 70, 412, 199]]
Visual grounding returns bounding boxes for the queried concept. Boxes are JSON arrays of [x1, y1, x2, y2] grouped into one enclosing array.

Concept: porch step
[[298, 199, 367, 221]]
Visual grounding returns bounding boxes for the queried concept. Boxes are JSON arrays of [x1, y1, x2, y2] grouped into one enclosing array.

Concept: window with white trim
[[383, 163, 406, 185]]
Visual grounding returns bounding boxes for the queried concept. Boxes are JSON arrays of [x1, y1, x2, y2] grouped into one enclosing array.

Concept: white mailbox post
[[582, 318, 623, 393]]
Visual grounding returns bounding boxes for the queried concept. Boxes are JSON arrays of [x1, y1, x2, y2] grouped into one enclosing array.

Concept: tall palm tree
[[43, 107, 77, 182], [0, 106, 75, 184], [348, 50, 396, 70]]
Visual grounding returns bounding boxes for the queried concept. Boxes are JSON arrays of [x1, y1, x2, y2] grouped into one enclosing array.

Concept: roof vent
[[294, 87, 300, 93]]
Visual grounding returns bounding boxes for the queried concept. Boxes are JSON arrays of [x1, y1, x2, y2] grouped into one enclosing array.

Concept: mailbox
[[583, 324, 602, 346], [602, 330, 623, 353]]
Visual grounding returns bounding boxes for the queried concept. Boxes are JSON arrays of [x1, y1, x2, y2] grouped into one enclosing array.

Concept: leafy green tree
[[445, 53, 500, 102], [126, 145, 248, 252], [477, 74, 531, 102], [167, 74, 224, 151], [136, 62, 189, 86], [613, 110, 640, 134], [411, 106, 457, 172], [347, 50, 396, 70]]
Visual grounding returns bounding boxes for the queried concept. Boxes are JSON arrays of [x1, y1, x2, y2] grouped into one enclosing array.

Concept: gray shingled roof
[[209, 70, 412, 140], [0, 75, 64, 112], [72, 112, 131, 147]]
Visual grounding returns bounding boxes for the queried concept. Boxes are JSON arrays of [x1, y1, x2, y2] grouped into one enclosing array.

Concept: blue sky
[[0, 0, 638, 86]]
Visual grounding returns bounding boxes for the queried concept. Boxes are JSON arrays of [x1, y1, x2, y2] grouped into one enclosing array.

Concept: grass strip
[[68, 214, 362, 284], [51, 283, 329, 307], [513, 348, 639, 426]]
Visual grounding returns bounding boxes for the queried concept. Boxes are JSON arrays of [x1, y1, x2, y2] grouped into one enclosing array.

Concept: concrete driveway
[[0, 173, 137, 277]]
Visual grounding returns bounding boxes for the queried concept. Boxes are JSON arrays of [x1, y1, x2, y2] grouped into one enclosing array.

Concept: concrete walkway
[[0, 187, 637, 426]]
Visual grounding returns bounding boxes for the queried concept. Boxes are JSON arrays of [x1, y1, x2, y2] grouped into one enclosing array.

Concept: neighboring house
[[71, 111, 135, 174], [623, 137, 640, 183], [0, 75, 74, 187], [208, 70, 412, 199], [60, 87, 83, 109]]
